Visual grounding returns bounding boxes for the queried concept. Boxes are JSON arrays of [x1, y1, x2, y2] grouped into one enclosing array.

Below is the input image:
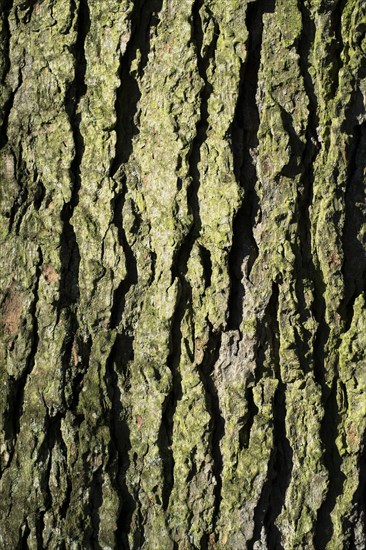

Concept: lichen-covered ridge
[[0, 0, 365, 548]]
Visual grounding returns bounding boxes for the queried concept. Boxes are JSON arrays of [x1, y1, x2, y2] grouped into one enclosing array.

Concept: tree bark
[[0, 0, 366, 548]]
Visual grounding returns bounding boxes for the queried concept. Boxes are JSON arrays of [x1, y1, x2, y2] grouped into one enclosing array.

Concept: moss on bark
[[0, 0, 366, 548]]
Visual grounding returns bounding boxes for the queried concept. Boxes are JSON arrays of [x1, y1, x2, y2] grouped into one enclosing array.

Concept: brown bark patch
[[72, 340, 79, 366], [42, 263, 59, 284], [2, 154, 15, 180], [1, 285, 23, 336], [346, 422, 360, 452]]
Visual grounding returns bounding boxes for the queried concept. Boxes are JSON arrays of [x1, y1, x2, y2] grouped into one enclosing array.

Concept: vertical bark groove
[[109, 0, 163, 178], [228, 0, 275, 330], [10, 247, 42, 449]]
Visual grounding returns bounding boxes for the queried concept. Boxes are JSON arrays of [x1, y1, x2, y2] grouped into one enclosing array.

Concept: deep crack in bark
[[58, 0, 90, 423], [109, 0, 162, 328], [9, 247, 42, 454], [228, 0, 275, 330], [161, 0, 221, 515], [60, 0, 89, 317], [106, 335, 135, 548], [251, 284, 293, 549], [0, 0, 15, 148], [109, 0, 163, 178]]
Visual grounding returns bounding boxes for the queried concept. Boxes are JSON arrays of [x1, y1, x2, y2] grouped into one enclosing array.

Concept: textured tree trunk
[[0, 0, 365, 548]]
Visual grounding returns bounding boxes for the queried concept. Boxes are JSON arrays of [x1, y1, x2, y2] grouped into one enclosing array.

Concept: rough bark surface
[[0, 0, 366, 548]]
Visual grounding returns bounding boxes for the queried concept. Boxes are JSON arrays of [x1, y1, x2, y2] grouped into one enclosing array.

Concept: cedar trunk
[[1, 0, 366, 548]]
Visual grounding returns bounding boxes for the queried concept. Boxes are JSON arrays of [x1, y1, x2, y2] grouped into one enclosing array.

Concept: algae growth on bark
[[0, 0, 366, 548]]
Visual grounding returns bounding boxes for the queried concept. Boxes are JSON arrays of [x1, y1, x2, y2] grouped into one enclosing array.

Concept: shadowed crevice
[[0, 0, 16, 149], [311, 279, 343, 548], [296, 4, 347, 543], [109, 188, 138, 329], [307, 259, 339, 547], [200, 245, 212, 290], [249, 284, 293, 549], [60, 0, 90, 316], [159, 299, 184, 512], [105, 334, 135, 549], [228, 0, 276, 330], [199, 326, 224, 533], [20, 520, 30, 550], [107, 3, 165, 540], [314, 37, 366, 550], [109, 0, 163, 329], [56, 0, 90, 440], [296, 2, 328, 368], [248, 384, 293, 550], [34, 413, 67, 541], [0, 0, 13, 79], [62, 334, 92, 415], [341, 85, 366, 330], [265, 382, 293, 549], [265, 285, 292, 548], [4, 247, 42, 464], [109, 0, 163, 178], [238, 386, 259, 451], [329, 0, 347, 98], [0, 75, 21, 151], [159, 0, 220, 515], [315, 380, 346, 547], [296, 0, 321, 279], [281, 0, 320, 377], [171, 317, 225, 537], [350, 428, 366, 547], [188, 0, 223, 527], [89, 467, 103, 550]]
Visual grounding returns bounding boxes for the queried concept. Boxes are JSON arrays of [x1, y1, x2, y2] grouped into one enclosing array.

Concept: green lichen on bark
[[0, 0, 366, 548]]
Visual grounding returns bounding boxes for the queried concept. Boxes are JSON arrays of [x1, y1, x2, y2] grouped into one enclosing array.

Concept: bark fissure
[[160, 0, 220, 513], [109, 0, 163, 178], [8, 145, 27, 236], [352, 431, 366, 546], [199, 326, 223, 531], [57, 1, 90, 436], [90, 466, 103, 548], [9, 247, 42, 453], [294, 7, 348, 536], [199, 245, 212, 290], [0, 0, 14, 146], [0, 77, 21, 152], [330, 0, 347, 98], [291, 1, 324, 386], [264, 285, 293, 548], [341, 101, 366, 330], [106, 337, 135, 548], [0, 0, 12, 78], [190, 1, 224, 528], [109, 0, 162, 328], [60, 0, 89, 317], [266, 381, 293, 549], [36, 411, 63, 539], [238, 385, 259, 451], [315, 381, 346, 547], [109, 187, 138, 329], [228, 0, 275, 330], [63, 335, 91, 414]]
